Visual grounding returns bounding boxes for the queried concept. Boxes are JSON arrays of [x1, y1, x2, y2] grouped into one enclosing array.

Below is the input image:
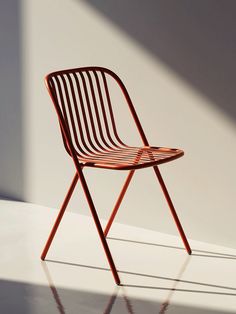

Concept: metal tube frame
[[41, 165, 121, 285], [42, 66, 192, 286], [104, 166, 191, 255]]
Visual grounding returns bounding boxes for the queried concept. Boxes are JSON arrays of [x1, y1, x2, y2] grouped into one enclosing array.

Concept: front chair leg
[[153, 165, 192, 255], [77, 166, 121, 285], [41, 172, 79, 260]]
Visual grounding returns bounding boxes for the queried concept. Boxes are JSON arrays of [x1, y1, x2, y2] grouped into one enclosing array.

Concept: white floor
[[1, 200, 236, 314]]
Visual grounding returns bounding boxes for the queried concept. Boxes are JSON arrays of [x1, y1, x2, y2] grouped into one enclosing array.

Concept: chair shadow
[[45, 258, 236, 296], [107, 236, 236, 260], [42, 255, 193, 314], [123, 284, 236, 296], [42, 233, 236, 314]]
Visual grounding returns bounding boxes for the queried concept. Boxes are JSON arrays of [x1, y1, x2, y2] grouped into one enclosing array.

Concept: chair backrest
[[45, 66, 148, 158]]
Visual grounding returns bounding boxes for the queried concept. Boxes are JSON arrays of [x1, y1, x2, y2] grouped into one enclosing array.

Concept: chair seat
[[43, 67, 191, 285], [79, 146, 184, 170]]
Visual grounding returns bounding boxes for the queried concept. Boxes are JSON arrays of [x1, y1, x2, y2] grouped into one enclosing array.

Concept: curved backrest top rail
[[46, 66, 124, 82], [45, 66, 148, 158]]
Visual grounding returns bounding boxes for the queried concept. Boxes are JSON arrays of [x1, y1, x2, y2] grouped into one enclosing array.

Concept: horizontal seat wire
[[77, 146, 183, 167]]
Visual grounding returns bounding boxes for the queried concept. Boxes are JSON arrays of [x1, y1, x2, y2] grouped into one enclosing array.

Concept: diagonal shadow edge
[[45, 259, 236, 294], [81, 0, 236, 122], [107, 237, 236, 259]]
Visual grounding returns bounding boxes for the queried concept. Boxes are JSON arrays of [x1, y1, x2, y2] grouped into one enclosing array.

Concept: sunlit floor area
[[1, 200, 236, 314]]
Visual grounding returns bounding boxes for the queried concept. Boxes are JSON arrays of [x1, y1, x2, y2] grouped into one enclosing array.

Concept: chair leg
[[41, 172, 79, 260], [77, 166, 121, 285], [153, 165, 192, 255], [104, 170, 135, 237]]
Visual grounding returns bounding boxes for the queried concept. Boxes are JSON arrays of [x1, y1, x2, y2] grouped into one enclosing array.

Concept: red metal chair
[[41, 66, 191, 285]]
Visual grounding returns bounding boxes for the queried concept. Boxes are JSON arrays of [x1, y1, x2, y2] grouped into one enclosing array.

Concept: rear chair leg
[[104, 170, 135, 237]]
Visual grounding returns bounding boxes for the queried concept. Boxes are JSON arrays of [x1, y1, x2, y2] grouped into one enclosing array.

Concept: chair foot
[[40, 254, 46, 261]]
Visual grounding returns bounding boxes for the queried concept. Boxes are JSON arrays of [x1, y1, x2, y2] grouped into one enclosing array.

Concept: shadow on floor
[[46, 259, 236, 297], [108, 237, 236, 260], [1, 275, 233, 314]]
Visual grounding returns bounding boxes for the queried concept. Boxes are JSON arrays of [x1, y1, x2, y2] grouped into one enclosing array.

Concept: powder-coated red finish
[[41, 66, 191, 285]]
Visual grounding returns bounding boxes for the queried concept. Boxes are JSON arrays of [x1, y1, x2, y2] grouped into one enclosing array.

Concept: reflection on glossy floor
[[1, 200, 236, 313]]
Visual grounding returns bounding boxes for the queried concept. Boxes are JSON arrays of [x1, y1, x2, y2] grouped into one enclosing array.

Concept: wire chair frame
[[41, 66, 191, 285]]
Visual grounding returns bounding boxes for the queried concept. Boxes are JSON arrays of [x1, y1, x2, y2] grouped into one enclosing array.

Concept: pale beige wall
[[16, 0, 236, 248]]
